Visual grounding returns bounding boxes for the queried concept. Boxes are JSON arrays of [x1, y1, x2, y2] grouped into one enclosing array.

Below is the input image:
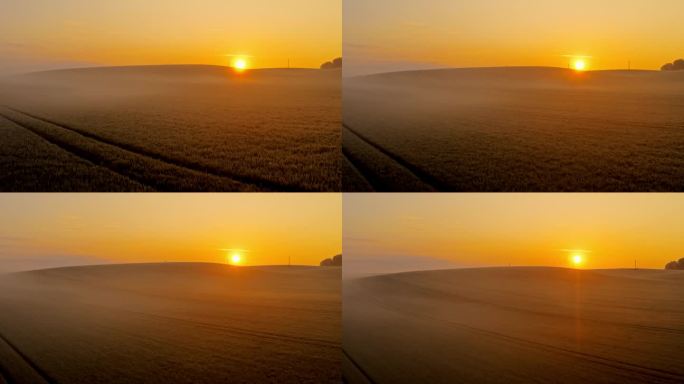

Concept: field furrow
[[7, 107, 311, 191], [342, 349, 376, 384], [0, 332, 52, 384], [341, 153, 374, 192], [0, 116, 148, 191], [0, 108, 257, 191], [342, 124, 436, 191]]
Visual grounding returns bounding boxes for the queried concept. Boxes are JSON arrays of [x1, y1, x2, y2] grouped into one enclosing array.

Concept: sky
[[0, 194, 341, 273], [0, 0, 341, 76], [344, 194, 684, 275], [344, 0, 684, 76]]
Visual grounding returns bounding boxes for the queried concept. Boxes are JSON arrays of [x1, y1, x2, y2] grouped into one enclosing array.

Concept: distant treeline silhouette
[[320, 254, 342, 266], [665, 258, 684, 270], [661, 59, 684, 71], [321, 57, 342, 70]]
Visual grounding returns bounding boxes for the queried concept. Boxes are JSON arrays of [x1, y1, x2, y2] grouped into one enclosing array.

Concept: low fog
[[0, 254, 108, 274], [343, 254, 460, 279], [0, 46, 99, 77]]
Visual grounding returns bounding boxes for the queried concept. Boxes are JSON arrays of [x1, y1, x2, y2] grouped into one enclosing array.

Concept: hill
[[15, 64, 336, 84], [0, 64, 341, 192], [343, 66, 684, 192], [0, 263, 341, 383], [344, 267, 684, 383]]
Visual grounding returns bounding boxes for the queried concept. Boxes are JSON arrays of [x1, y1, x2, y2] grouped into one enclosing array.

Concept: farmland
[[0, 263, 341, 383], [344, 267, 684, 383], [343, 67, 684, 191], [0, 65, 341, 191]]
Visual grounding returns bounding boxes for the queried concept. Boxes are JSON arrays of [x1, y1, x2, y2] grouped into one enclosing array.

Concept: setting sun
[[571, 254, 584, 267], [233, 58, 248, 72], [573, 59, 587, 71], [229, 253, 242, 265]]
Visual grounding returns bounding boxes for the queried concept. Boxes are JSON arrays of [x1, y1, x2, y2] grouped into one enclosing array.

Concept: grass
[[343, 67, 684, 191], [0, 263, 341, 383], [0, 65, 341, 191], [344, 267, 684, 383], [0, 117, 147, 191]]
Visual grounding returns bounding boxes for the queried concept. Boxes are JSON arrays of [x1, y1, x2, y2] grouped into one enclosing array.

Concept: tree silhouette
[[320, 57, 342, 70], [661, 59, 684, 71], [665, 257, 684, 270], [320, 254, 342, 266]]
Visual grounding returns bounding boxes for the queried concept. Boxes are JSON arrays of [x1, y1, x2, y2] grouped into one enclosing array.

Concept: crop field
[[344, 267, 684, 384], [0, 116, 147, 191], [0, 65, 341, 192], [0, 263, 341, 383], [343, 67, 684, 192]]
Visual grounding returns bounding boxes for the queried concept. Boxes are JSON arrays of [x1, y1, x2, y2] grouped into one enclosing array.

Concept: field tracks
[[342, 349, 376, 384], [0, 109, 155, 191], [0, 106, 311, 191], [341, 149, 375, 191], [342, 124, 443, 191], [0, 331, 53, 384]]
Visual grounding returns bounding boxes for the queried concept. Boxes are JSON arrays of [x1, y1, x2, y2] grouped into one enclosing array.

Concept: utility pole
[[634, 260, 637, 270], [288, 255, 291, 267], [288, 58, 290, 69]]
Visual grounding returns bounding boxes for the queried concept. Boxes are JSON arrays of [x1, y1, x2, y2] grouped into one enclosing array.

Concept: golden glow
[[573, 59, 587, 71], [1, 0, 342, 71], [233, 58, 248, 72], [345, 1, 684, 74], [229, 253, 242, 265], [344, 194, 684, 270], [571, 254, 584, 267], [0, 194, 341, 268]]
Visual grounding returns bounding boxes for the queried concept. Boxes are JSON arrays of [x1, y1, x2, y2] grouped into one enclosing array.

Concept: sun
[[571, 254, 584, 267], [229, 253, 242, 265], [233, 58, 248, 72], [573, 59, 587, 71]]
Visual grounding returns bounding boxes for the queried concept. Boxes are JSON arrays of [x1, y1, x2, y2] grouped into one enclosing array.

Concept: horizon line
[[3, 261, 334, 275], [345, 64, 668, 78]]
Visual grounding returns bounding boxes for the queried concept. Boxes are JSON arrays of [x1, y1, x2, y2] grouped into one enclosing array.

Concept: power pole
[[288, 255, 291, 267]]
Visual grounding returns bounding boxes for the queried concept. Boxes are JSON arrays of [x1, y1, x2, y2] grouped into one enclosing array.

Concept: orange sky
[[0, 0, 341, 74], [0, 194, 341, 270], [345, 0, 684, 76], [344, 194, 684, 270]]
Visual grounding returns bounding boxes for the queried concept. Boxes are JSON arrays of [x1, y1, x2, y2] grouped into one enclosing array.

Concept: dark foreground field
[[0, 263, 341, 383], [344, 267, 684, 384], [0, 65, 340, 192], [343, 67, 684, 192]]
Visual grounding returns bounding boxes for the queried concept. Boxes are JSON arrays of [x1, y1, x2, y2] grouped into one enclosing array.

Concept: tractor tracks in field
[[342, 349, 377, 384], [342, 123, 445, 192], [0, 106, 309, 192], [0, 110, 156, 191], [0, 330, 54, 384]]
